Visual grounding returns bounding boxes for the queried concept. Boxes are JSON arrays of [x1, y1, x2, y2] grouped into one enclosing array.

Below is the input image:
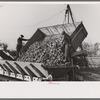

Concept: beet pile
[[17, 34, 69, 66]]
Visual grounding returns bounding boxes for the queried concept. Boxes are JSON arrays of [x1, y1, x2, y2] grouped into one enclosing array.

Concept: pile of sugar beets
[[17, 34, 70, 66]]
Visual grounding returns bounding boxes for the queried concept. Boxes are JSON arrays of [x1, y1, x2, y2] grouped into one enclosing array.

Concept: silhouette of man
[[16, 35, 28, 59], [62, 31, 71, 62]]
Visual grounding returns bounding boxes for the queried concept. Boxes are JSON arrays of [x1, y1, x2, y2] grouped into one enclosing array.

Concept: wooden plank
[[25, 66, 37, 77], [0, 64, 6, 71], [32, 63, 48, 77], [7, 61, 21, 74], [5, 61, 20, 74], [14, 62, 28, 75], [27, 66, 41, 77], [3, 64, 12, 72], [30, 64, 46, 77], [0, 74, 23, 81]]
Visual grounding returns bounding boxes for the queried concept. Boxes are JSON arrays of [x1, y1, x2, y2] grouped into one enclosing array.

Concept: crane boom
[[64, 4, 76, 28]]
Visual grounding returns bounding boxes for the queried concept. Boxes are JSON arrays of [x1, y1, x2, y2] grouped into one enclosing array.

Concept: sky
[[0, 2, 100, 50]]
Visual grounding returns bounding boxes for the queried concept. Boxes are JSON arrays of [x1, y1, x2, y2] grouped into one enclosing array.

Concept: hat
[[21, 35, 24, 37]]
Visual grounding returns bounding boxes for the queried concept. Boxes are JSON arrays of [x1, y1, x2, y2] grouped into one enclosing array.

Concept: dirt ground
[[79, 67, 100, 81], [76, 57, 100, 81]]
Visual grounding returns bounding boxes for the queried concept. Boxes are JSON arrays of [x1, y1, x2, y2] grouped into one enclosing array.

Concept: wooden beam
[[25, 66, 37, 81], [3, 64, 11, 76], [5, 61, 20, 74], [14, 62, 28, 79], [30, 64, 45, 77]]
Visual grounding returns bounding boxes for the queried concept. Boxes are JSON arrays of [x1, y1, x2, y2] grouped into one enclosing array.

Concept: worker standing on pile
[[16, 35, 28, 59], [62, 31, 71, 63]]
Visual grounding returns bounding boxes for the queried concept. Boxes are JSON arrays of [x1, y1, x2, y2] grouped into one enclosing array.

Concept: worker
[[62, 31, 71, 63], [16, 35, 28, 59]]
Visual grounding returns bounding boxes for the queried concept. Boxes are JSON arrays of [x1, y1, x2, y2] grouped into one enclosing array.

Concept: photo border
[[0, 0, 100, 99]]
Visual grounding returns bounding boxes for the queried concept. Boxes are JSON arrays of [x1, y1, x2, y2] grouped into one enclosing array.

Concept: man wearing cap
[[16, 35, 28, 59], [62, 31, 71, 63]]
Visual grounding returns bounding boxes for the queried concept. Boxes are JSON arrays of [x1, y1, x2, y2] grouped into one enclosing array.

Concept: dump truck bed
[[21, 22, 88, 54]]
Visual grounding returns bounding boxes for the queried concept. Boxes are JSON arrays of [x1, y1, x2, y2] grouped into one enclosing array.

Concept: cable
[[0, 8, 66, 29], [71, 9, 76, 23], [26, 8, 66, 28]]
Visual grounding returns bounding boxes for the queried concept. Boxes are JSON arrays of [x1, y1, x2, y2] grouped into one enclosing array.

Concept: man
[[16, 35, 28, 59], [62, 31, 71, 62]]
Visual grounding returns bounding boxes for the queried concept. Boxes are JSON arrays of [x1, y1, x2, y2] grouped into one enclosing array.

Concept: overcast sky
[[0, 2, 100, 50]]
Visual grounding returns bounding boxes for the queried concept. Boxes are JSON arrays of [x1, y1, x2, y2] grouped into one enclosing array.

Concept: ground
[[78, 57, 100, 81], [79, 68, 100, 81]]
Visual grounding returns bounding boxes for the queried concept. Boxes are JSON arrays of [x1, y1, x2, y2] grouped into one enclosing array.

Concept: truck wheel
[[77, 62, 84, 68]]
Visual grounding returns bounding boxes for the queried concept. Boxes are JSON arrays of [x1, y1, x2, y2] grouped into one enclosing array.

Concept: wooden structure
[[0, 60, 48, 81]]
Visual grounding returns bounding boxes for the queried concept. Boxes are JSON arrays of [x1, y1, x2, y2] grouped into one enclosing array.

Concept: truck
[[0, 5, 88, 81]]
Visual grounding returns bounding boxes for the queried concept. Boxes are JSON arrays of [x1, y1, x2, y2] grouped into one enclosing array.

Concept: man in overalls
[[62, 31, 71, 63], [16, 35, 28, 59]]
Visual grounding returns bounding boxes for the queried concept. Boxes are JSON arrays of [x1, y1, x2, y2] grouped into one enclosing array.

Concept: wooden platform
[[0, 60, 49, 81]]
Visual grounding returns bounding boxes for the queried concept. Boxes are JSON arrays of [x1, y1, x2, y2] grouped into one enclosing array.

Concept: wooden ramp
[[0, 60, 48, 81], [0, 50, 14, 60]]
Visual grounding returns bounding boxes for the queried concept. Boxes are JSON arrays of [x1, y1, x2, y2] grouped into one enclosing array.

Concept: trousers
[[64, 44, 71, 62], [16, 44, 22, 58]]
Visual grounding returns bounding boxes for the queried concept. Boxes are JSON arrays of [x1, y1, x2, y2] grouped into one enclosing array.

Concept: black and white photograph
[[0, 2, 100, 82]]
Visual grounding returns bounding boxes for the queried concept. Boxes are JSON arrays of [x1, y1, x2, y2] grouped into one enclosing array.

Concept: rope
[[0, 8, 66, 29], [26, 8, 66, 28]]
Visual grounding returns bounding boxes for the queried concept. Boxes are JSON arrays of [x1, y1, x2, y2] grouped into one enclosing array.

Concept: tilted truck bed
[[21, 22, 88, 54]]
